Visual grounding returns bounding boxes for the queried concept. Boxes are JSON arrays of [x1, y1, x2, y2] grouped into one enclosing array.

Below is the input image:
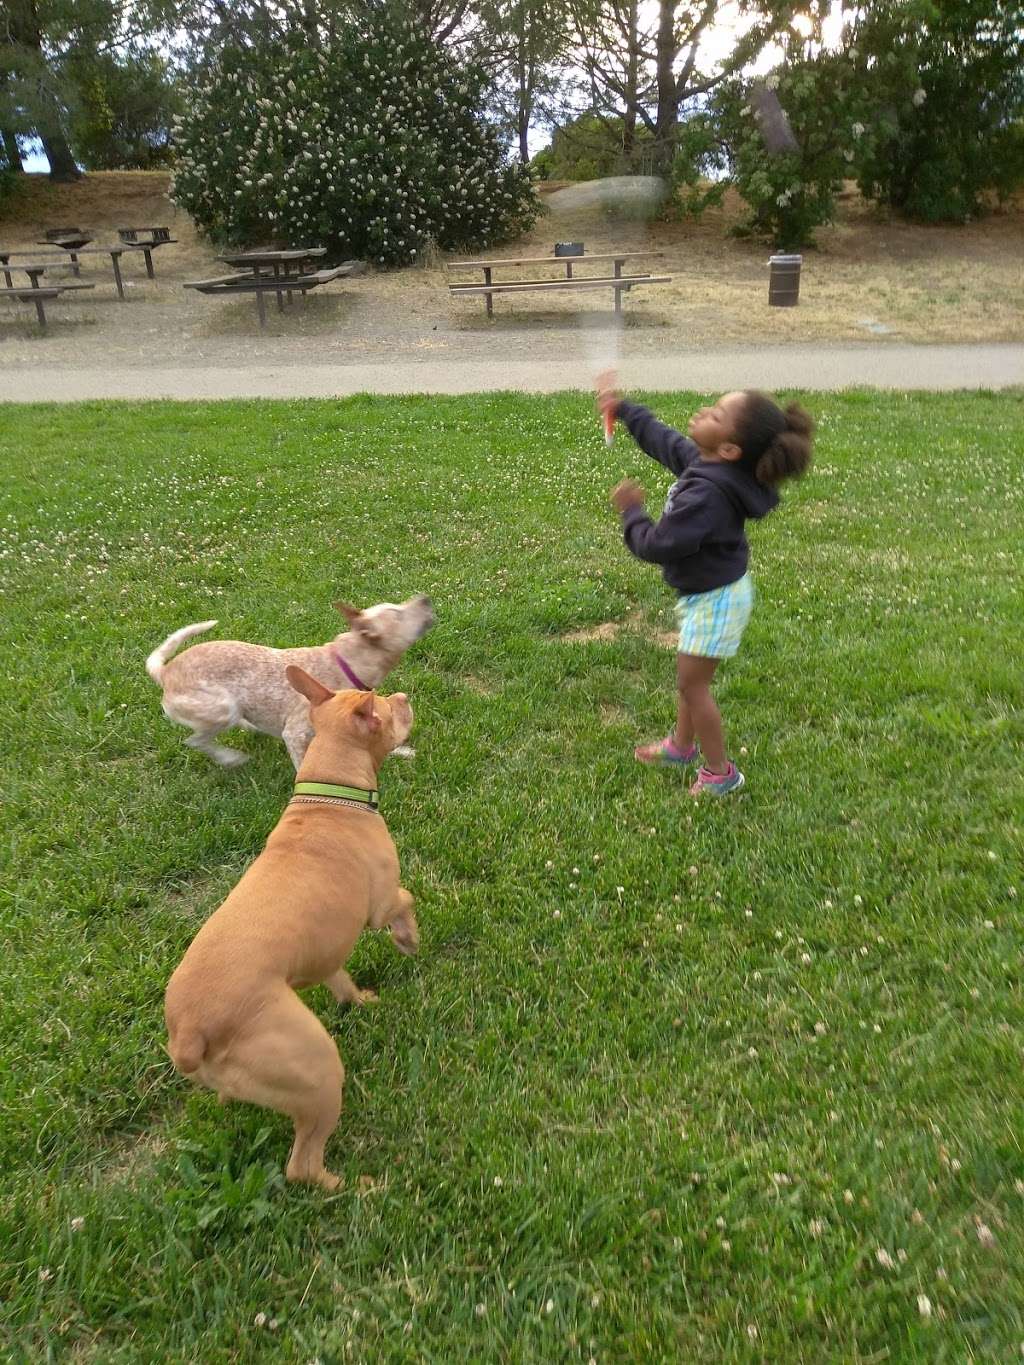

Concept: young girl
[[599, 381, 814, 796]]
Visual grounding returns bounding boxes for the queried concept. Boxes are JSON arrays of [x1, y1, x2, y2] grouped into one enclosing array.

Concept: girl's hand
[[595, 369, 619, 423], [610, 478, 645, 513]]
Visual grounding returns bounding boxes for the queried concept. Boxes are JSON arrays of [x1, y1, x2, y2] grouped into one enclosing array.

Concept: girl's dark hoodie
[[616, 400, 778, 595]]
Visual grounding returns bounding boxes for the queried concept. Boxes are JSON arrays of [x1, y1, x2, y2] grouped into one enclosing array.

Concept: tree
[[0, 0, 83, 178], [65, 47, 180, 169], [171, 11, 537, 265], [564, 0, 797, 176], [532, 108, 655, 178], [848, 0, 1024, 222], [475, 0, 572, 164], [0, 0, 181, 179]]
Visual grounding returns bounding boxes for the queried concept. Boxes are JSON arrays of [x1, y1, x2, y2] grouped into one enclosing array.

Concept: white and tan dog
[[165, 668, 419, 1191], [146, 596, 434, 769]]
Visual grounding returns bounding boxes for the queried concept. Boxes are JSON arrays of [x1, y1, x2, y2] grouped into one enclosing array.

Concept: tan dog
[[164, 668, 419, 1191], [146, 596, 434, 769]]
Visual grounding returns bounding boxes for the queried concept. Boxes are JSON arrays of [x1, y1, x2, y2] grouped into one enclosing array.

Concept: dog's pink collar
[[333, 650, 371, 691]]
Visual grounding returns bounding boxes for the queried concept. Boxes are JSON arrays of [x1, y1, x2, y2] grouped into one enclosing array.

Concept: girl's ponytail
[[736, 393, 815, 487]]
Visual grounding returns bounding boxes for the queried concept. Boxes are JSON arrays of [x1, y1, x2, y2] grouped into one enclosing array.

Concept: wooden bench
[[0, 261, 96, 294], [0, 285, 66, 329], [184, 261, 361, 327], [448, 251, 671, 316]]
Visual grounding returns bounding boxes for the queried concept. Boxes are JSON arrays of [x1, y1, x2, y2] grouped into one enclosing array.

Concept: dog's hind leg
[[207, 990, 345, 1191], [185, 728, 250, 767], [163, 691, 249, 767]]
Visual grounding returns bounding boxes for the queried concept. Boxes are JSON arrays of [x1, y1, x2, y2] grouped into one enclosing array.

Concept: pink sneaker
[[634, 736, 700, 768], [689, 762, 745, 797]]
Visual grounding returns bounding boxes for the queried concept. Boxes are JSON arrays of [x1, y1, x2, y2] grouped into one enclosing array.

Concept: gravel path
[[5, 343, 1022, 402]]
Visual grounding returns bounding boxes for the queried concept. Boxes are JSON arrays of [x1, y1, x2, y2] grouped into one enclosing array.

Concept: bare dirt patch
[[562, 612, 676, 648], [1, 171, 1020, 374], [599, 702, 630, 726], [97, 1131, 169, 1188]]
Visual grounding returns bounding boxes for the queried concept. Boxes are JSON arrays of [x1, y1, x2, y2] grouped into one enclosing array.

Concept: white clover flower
[[851, 122, 865, 138], [912, 88, 927, 107]]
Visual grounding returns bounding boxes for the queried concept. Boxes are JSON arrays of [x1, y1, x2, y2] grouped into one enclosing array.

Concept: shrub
[[685, 56, 859, 249], [170, 14, 537, 266]]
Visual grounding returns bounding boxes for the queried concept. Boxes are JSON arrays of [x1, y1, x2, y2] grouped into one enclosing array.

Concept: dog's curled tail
[[145, 620, 218, 684]]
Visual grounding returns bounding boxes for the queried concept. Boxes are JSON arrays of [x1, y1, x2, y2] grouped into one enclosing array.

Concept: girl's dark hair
[[734, 391, 814, 487]]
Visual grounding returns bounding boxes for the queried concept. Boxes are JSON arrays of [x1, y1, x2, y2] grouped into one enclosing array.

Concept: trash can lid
[[768, 254, 803, 265]]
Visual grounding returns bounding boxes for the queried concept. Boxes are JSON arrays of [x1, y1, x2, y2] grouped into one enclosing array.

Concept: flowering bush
[[170, 15, 537, 265], [680, 55, 860, 249]]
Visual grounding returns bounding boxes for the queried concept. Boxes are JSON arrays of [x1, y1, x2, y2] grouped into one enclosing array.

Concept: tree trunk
[[652, 0, 680, 174], [6, 0, 82, 180], [621, 0, 639, 160], [41, 131, 81, 181], [516, 20, 532, 163], [1, 128, 24, 172]]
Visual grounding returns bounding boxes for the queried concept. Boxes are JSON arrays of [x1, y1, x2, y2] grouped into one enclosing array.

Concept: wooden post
[[484, 266, 493, 318], [1, 258, 12, 289], [32, 294, 46, 328], [142, 247, 155, 279], [111, 253, 125, 301], [273, 263, 285, 312], [614, 284, 622, 315], [256, 287, 267, 328]]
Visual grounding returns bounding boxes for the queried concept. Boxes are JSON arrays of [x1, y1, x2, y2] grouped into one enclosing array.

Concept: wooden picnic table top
[[449, 251, 664, 269], [39, 236, 92, 248], [218, 248, 327, 267], [63, 244, 128, 256], [185, 263, 352, 294]]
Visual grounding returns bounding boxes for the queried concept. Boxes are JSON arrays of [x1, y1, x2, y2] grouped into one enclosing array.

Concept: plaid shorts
[[675, 573, 754, 658]]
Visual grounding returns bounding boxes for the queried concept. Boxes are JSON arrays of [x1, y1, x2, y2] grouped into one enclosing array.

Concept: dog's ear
[[286, 665, 335, 707], [352, 691, 382, 733], [333, 601, 361, 626]]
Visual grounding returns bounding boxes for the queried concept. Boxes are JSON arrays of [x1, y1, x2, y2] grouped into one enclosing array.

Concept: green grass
[[0, 390, 1022, 1362]]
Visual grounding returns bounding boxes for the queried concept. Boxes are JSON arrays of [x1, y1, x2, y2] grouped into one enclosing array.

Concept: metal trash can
[[768, 253, 802, 307]]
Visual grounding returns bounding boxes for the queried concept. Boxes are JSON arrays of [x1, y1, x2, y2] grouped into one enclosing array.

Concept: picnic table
[[37, 228, 92, 275], [0, 283, 84, 329], [184, 250, 360, 328], [448, 251, 671, 316], [9, 241, 132, 298], [0, 261, 95, 295], [219, 248, 328, 309], [117, 227, 178, 278]]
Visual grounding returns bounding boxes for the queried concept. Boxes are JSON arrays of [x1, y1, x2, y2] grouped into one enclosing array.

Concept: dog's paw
[[218, 749, 250, 769]]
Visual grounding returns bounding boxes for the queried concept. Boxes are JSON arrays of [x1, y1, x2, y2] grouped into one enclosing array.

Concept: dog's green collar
[[292, 781, 379, 811]]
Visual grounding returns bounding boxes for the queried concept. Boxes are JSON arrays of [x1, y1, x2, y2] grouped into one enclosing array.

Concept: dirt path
[[1, 172, 1021, 398], [2, 343, 1020, 402]]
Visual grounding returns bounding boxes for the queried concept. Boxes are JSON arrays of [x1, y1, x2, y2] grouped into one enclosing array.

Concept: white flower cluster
[[170, 18, 536, 266]]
